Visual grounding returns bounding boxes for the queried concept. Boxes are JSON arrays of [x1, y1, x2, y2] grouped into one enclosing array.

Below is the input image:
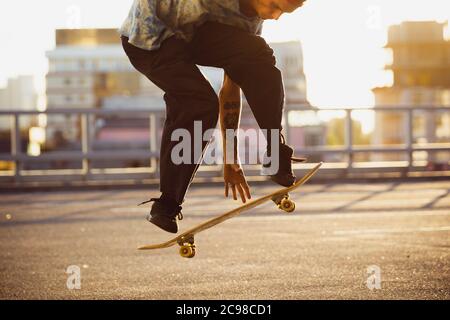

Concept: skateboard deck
[[139, 162, 323, 258]]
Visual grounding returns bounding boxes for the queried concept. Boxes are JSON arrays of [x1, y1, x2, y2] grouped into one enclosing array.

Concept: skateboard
[[138, 162, 323, 258]]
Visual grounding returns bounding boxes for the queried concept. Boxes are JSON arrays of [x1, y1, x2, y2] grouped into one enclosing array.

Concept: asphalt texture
[[0, 180, 449, 299]]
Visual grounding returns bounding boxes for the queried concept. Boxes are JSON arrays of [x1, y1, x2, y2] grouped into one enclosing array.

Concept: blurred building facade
[[372, 21, 450, 163], [0, 76, 37, 130], [45, 29, 144, 148], [271, 41, 308, 104]]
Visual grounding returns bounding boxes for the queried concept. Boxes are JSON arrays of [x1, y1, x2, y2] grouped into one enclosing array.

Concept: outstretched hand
[[224, 163, 251, 203]]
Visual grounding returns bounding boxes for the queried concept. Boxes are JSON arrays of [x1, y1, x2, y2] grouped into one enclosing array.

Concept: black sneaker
[[261, 134, 306, 187], [138, 198, 183, 234]]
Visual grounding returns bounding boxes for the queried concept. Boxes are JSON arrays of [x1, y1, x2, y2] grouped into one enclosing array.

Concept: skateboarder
[[120, 0, 308, 233]]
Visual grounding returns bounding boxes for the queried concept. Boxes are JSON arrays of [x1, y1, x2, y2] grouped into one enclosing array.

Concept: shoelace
[[137, 198, 159, 206], [137, 198, 183, 220]]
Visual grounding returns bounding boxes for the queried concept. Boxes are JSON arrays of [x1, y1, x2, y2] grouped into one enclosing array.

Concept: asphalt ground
[[0, 180, 449, 299]]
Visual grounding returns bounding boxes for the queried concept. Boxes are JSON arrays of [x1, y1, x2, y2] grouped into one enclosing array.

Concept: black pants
[[121, 22, 285, 205]]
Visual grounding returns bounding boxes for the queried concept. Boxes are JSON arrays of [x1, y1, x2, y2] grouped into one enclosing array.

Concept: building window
[[412, 91, 423, 104], [284, 57, 300, 77]]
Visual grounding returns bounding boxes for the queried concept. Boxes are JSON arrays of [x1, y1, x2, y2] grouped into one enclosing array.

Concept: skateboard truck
[[173, 194, 295, 259], [271, 194, 296, 213], [177, 235, 196, 258]]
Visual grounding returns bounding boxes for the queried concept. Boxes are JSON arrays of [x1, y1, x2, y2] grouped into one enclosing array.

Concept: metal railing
[[284, 105, 450, 171], [0, 105, 449, 186]]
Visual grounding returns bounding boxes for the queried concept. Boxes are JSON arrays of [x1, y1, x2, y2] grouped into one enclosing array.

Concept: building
[[372, 21, 450, 163], [46, 29, 309, 107], [0, 75, 37, 130], [45, 29, 146, 148], [271, 41, 308, 104]]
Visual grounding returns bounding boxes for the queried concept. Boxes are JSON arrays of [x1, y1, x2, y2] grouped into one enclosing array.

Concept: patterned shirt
[[119, 0, 263, 51]]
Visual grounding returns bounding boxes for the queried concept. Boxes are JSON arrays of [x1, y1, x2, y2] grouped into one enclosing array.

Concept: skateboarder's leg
[[191, 22, 298, 186], [122, 36, 219, 205]]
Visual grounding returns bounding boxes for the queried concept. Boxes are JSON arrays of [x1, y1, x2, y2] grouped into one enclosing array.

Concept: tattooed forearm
[[220, 99, 241, 133], [220, 100, 241, 164], [220, 74, 242, 164], [224, 101, 240, 111]]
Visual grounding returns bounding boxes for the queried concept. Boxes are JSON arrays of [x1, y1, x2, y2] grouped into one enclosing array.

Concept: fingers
[[224, 164, 251, 203], [236, 184, 246, 203], [236, 170, 251, 202], [225, 182, 252, 203], [231, 184, 237, 201], [242, 180, 251, 200]]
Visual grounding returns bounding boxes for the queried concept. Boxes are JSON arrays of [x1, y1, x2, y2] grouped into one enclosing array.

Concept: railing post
[[425, 108, 437, 164], [345, 109, 353, 171], [11, 114, 21, 183], [405, 109, 413, 170], [81, 113, 91, 178], [149, 113, 158, 175]]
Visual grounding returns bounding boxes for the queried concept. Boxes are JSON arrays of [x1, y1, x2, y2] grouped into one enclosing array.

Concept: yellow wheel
[[280, 198, 296, 213], [188, 247, 196, 258], [179, 245, 196, 258]]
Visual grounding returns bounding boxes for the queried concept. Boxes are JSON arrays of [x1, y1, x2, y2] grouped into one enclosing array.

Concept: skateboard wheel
[[179, 245, 196, 258], [280, 198, 295, 213]]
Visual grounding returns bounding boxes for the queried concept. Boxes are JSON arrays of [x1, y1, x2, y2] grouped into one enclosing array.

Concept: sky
[[0, 0, 449, 110]]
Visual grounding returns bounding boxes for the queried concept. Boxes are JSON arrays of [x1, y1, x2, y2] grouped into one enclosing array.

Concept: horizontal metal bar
[[1, 105, 450, 116], [1, 162, 448, 180], [295, 144, 450, 154], [0, 151, 159, 162], [0, 109, 165, 116], [285, 105, 450, 112], [1, 143, 448, 162]]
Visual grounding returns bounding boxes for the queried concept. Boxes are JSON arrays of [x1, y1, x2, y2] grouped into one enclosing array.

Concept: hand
[[223, 163, 251, 203]]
